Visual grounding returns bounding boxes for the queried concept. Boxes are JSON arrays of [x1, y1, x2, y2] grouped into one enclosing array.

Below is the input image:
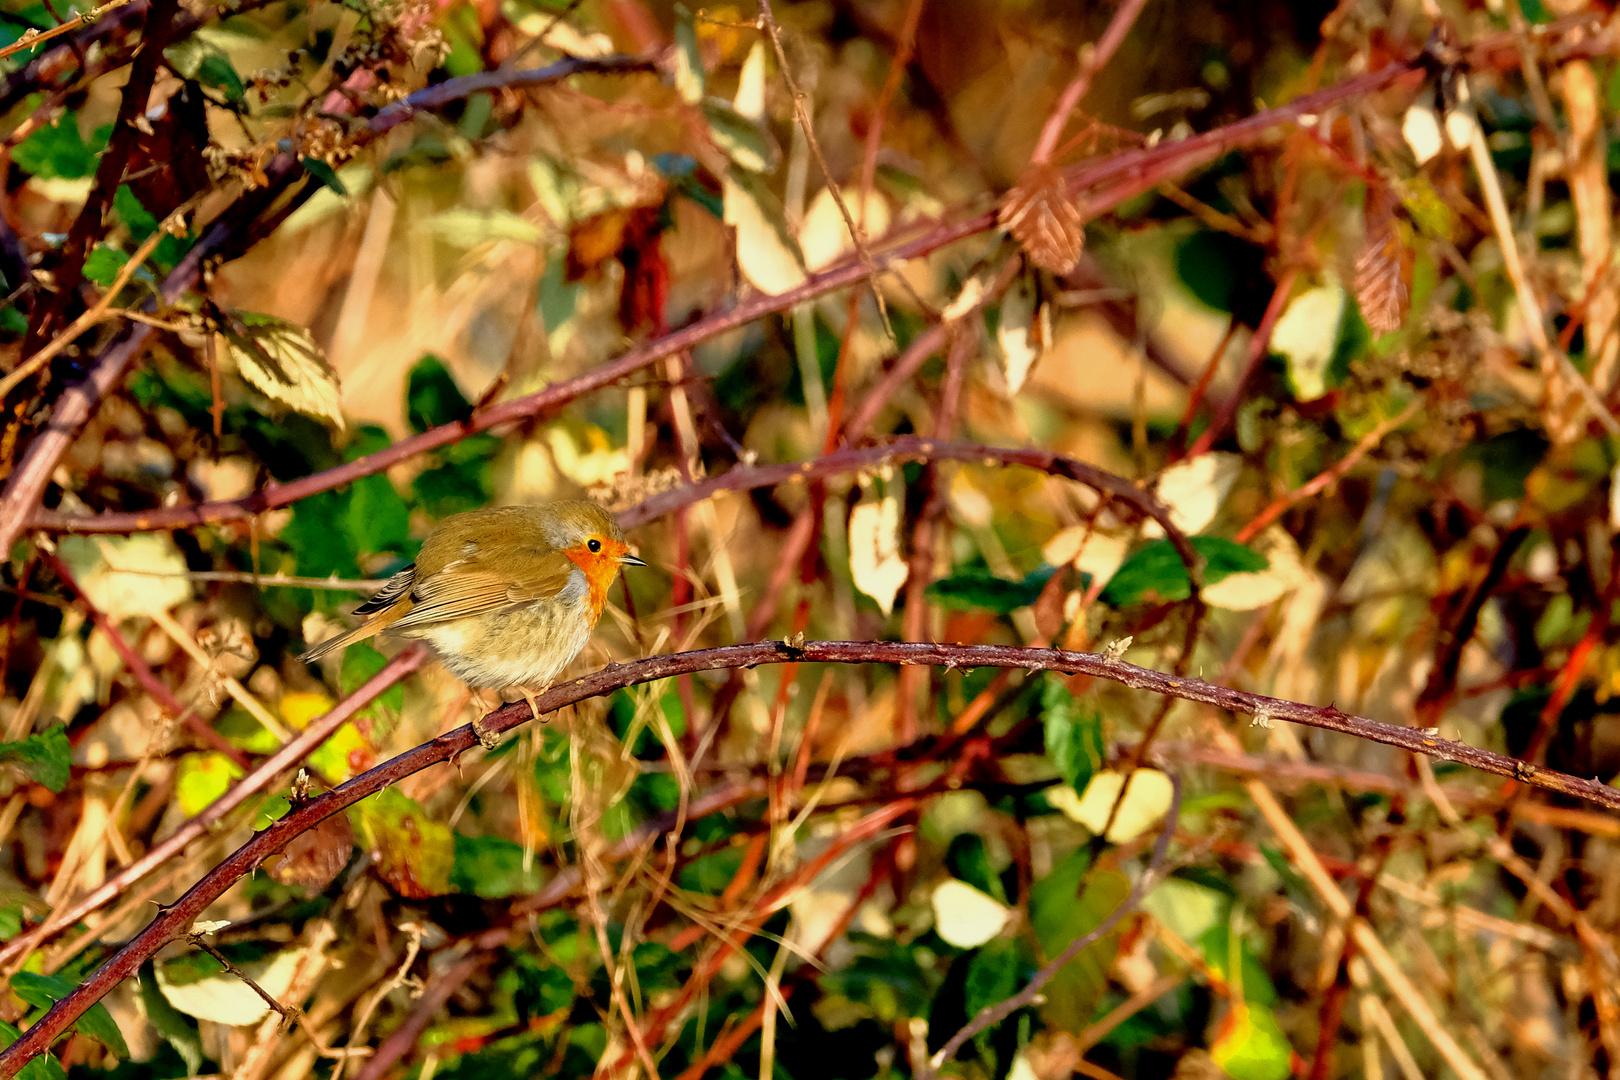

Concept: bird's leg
[[518, 685, 546, 722], [469, 690, 503, 750]]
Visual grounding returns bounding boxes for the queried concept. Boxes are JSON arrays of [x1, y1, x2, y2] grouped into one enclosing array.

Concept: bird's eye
[[587, 539, 602, 553]]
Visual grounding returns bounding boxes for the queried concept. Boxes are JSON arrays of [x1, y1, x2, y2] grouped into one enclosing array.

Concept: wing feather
[[389, 548, 577, 630]]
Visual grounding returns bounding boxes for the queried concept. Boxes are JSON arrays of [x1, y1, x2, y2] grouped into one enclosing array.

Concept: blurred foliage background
[[1, 0, 1620, 1078]]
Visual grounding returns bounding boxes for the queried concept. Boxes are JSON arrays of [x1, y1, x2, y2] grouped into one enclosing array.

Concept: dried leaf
[[217, 312, 344, 429], [353, 788, 454, 898], [58, 534, 190, 619], [1353, 186, 1410, 335], [997, 277, 1042, 393], [269, 813, 354, 891], [999, 163, 1085, 275]]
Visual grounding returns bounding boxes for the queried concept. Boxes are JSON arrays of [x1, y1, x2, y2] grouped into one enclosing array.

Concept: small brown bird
[[300, 501, 645, 743]]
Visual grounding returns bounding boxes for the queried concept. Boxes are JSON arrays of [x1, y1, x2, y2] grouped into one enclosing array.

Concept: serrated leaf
[[11, 972, 129, 1058], [0, 725, 70, 792], [1101, 536, 1268, 607], [1000, 163, 1085, 274], [217, 311, 344, 428], [13, 113, 105, 180]]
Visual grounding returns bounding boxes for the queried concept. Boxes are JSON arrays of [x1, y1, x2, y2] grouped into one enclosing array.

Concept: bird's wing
[[389, 549, 577, 629], [353, 563, 416, 616]]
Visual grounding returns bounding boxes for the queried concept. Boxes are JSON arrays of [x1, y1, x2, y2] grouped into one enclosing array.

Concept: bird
[[299, 500, 645, 746]]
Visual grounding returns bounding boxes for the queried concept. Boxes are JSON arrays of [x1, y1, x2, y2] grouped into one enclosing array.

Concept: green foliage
[[0, 1019, 64, 1080], [927, 565, 1055, 613], [1174, 229, 1264, 313], [82, 245, 129, 286], [13, 113, 109, 179], [1102, 536, 1268, 607], [403, 358, 500, 516], [1042, 676, 1105, 794], [1027, 851, 1130, 1030], [0, 725, 70, 792], [819, 933, 940, 1024], [451, 833, 545, 897], [945, 832, 1006, 902], [11, 971, 129, 1058]]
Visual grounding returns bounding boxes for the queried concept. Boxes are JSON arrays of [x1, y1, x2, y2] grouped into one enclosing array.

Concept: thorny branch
[[4, 638, 1618, 1074]]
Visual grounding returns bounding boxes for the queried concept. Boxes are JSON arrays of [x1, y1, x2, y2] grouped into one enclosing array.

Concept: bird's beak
[[618, 553, 648, 567]]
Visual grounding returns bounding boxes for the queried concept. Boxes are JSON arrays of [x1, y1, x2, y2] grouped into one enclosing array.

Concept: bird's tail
[[298, 600, 407, 664]]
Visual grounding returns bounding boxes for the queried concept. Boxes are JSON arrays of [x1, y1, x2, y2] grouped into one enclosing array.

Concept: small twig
[[1028, 0, 1152, 165], [754, 0, 907, 335], [922, 773, 1183, 1078], [0, 0, 137, 61], [189, 932, 298, 1032], [0, 227, 167, 403], [1460, 91, 1620, 438]]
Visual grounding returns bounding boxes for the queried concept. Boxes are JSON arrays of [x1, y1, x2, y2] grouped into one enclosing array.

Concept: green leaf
[[945, 833, 1005, 902], [113, 185, 159, 239], [1199, 925, 1277, 1006], [672, 5, 704, 104], [13, 113, 105, 180], [165, 37, 244, 100], [1174, 229, 1264, 313], [301, 157, 348, 195], [197, 53, 245, 100], [340, 643, 405, 712], [11, 972, 129, 1059], [451, 833, 545, 897], [701, 99, 779, 173], [1211, 1002, 1293, 1080], [344, 428, 411, 556], [1027, 851, 1130, 1030], [139, 960, 202, 1075], [926, 565, 1055, 614], [0, 726, 70, 792], [283, 489, 360, 579], [1101, 536, 1268, 607], [1042, 676, 1104, 794], [174, 752, 244, 816], [0, 305, 26, 335], [0, 1020, 65, 1080], [406, 354, 472, 432], [81, 245, 128, 287]]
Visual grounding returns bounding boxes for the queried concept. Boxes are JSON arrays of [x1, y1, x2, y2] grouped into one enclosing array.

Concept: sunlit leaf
[[156, 948, 303, 1027], [175, 752, 245, 817], [1210, 1002, 1293, 1080], [1047, 768, 1173, 843], [849, 474, 909, 616], [799, 186, 890, 272], [218, 311, 344, 428], [672, 5, 705, 105], [723, 169, 804, 294], [1000, 163, 1084, 274], [1101, 536, 1268, 607], [58, 533, 190, 619], [1148, 452, 1240, 536], [932, 879, 1010, 949]]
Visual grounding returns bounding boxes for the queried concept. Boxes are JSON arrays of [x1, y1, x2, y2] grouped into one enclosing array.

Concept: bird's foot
[[518, 685, 544, 722], [471, 714, 502, 750]]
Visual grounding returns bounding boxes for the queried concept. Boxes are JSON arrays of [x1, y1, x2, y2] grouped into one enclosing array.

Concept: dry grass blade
[[1000, 163, 1087, 274]]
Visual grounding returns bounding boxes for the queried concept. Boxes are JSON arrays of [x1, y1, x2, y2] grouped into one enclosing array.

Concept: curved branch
[[27, 58, 1424, 542], [3, 637, 1616, 1075]]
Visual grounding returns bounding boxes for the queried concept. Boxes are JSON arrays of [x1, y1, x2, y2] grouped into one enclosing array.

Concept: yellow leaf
[[724, 175, 806, 295], [1049, 769, 1173, 843], [279, 692, 334, 731], [799, 187, 890, 272], [1145, 452, 1240, 536], [931, 879, 1010, 948], [58, 534, 190, 619], [848, 474, 907, 615]]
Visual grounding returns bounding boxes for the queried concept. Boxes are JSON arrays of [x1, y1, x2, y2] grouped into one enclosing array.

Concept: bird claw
[[471, 716, 501, 750]]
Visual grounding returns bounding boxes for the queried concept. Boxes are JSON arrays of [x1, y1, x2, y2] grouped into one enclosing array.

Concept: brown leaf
[[269, 813, 354, 892], [1000, 164, 1086, 275], [1353, 186, 1410, 335]]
